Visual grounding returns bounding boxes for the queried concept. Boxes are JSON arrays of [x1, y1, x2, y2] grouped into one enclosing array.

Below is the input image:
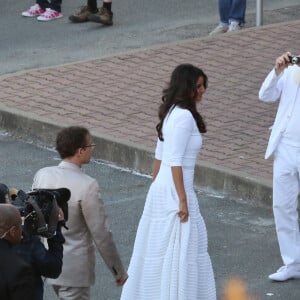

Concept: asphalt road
[[1, 1, 300, 299], [1, 132, 300, 299], [1, 0, 300, 75]]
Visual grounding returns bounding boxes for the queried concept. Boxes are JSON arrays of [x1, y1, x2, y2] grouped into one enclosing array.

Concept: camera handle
[[26, 195, 59, 237]]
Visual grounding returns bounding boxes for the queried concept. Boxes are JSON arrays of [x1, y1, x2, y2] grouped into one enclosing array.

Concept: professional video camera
[[11, 188, 70, 238]]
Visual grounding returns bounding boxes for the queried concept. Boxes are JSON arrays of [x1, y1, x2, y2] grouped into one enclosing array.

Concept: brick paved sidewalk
[[1, 20, 300, 203]]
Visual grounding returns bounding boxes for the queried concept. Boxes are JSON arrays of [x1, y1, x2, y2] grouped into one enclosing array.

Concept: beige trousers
[[52, 285, 90, 300]]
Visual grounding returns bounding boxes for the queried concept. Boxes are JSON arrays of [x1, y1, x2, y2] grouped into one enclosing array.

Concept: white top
[[155, 106, 202, 167], [259, 65, 300, 158], [281, 85, 300, 147]]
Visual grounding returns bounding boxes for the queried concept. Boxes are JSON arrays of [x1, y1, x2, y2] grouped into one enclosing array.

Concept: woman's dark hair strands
[[156, 64, 207, 141]]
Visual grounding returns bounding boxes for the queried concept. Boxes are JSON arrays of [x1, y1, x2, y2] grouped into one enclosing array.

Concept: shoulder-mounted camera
[[12, 188, 70, 238]]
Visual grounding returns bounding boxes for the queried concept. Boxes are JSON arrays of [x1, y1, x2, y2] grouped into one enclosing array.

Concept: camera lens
[[289, 55, 299, 64]]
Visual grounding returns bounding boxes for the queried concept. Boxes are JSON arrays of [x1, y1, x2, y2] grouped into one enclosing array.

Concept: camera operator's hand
[[115, 273, 128, 286], [275, 52, 292, 76], [58, 208, 64, 222], [56, 208, 68, 232]]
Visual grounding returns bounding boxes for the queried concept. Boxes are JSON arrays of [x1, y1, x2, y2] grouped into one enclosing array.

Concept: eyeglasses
[[83, 143, 96, 149]]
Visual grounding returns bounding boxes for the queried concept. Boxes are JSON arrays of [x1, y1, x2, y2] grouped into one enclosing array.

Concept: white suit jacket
[[32, 161, 125, 287], [258, 66, 300, 159]]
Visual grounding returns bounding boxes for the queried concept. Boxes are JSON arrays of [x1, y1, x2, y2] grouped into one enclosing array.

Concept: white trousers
[[273, 142, 300, 268]]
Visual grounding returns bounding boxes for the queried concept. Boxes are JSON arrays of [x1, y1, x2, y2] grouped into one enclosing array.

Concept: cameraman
[[0, 203, 35, 300], [0, 187, 65, 300]]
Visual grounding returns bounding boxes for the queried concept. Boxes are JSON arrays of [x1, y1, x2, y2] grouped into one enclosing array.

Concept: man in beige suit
[[32, 126, 128, 300]]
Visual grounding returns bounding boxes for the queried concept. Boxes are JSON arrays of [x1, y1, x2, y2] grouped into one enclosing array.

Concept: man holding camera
[[13, 204, 66, 300], [32, 126, 128, 300], [259, 52, 300, 281], [0, 186, 66, 300], [0, 204, 35, 300]]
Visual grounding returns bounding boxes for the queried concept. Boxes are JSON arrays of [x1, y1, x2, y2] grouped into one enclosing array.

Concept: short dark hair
[[0, 183, 9, 204], [56, 126, 90, 159]]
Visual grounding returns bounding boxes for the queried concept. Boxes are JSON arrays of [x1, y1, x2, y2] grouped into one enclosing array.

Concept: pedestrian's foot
[[88, 7, 113, 25], [37, 8, 63, 21], [228, 21, 242, 32], [69, 6, 96, 23], [269, 266, 300, 281], [22, 4, 45, 17], [209, 23, 228, 36]]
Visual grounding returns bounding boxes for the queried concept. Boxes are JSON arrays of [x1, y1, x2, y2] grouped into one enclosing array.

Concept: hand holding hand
[[115, 273, 129, 286]]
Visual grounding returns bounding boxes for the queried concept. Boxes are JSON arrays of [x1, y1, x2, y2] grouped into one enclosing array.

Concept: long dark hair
[[156, 64, 207, 141]]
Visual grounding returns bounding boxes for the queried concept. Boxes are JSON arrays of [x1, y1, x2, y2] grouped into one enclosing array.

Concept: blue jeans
[[219, 0, 246, 25]]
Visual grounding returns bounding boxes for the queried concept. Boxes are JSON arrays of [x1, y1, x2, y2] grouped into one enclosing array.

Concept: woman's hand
[[171, 166, 189, 223], [178, 199, 189, 223]]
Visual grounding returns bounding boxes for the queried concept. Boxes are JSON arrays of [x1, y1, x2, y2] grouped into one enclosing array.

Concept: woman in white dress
[[121, 64, 216, 300]]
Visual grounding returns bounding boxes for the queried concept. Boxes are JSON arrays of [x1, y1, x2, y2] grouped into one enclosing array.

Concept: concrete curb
[[0, 106, 272, 207]]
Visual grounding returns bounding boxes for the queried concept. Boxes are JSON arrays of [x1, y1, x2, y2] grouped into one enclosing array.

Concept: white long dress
[[121, 106, 216, 300]]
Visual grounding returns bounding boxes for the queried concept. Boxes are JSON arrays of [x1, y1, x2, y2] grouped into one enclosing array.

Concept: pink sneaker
[[22, 4, 45, 17], [37, 8, 63, 21]]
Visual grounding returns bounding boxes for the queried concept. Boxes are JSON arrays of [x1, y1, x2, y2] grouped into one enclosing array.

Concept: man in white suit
[[259, 52, 300, 281], [32, 126, 128, 299]]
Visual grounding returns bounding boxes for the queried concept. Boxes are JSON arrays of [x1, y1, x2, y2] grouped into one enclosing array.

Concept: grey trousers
[[52, 285, 90, 300]]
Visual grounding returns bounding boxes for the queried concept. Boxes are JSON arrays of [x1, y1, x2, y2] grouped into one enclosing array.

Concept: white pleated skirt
[[120, 164, 216, 300]]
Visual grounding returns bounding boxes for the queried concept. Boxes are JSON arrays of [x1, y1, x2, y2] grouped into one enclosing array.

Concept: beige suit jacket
[[32, 161, 125, 287]]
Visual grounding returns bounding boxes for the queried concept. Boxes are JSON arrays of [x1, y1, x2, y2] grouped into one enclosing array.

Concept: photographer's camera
[[288, 55, 300, 65]]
